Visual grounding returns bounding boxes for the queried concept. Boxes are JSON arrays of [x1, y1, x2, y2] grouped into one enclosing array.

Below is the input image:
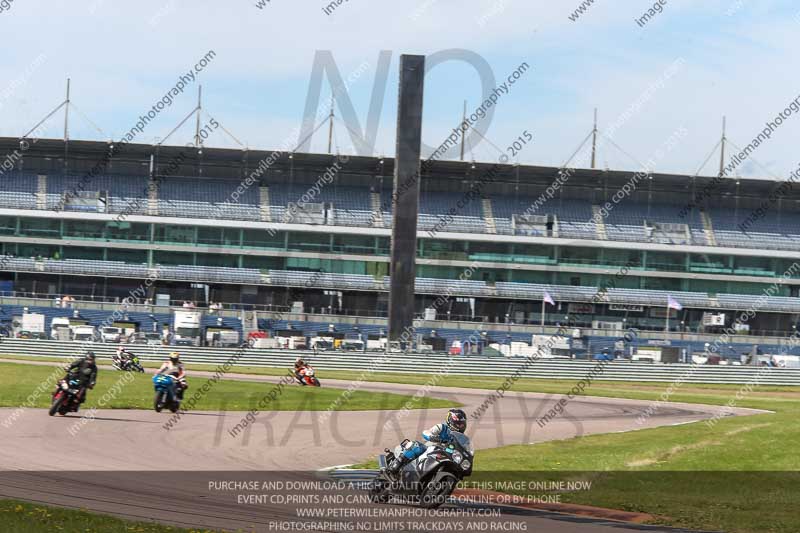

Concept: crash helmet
[[169, 351, 180, 364], [295, 357, 305, 368], [446, 409, 467, 433], [85, 351, 96, 362]]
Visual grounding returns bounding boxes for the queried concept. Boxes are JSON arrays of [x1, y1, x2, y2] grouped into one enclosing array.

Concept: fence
[[1, 338, 799, 385]]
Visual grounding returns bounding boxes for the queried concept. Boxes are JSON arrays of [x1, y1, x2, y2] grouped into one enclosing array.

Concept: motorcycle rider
[[387, 409, 468, 476], [157, 352, 187, 401], [115, 346, 134, 370], [294, 357, 309, 384], [66, 351, 98, 404]]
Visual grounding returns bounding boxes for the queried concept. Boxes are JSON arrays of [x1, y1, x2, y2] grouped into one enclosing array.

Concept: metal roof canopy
[[0, 136, 794, 203]]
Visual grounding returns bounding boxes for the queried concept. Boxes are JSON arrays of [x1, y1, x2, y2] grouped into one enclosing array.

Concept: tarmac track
[[0, 359, 766, 532]]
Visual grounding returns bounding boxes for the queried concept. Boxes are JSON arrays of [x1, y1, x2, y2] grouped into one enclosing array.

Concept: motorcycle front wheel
[[368, 476, 391, 504], [48, 394, 64, 416], [419, 471, 458, 509], [154, 391, 165, 412]]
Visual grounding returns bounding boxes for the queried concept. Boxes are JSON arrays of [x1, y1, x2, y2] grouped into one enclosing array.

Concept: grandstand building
[[1, 137, 800, 350]]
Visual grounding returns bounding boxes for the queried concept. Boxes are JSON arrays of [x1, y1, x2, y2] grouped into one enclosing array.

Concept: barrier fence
[[1, 338, 799, 386]]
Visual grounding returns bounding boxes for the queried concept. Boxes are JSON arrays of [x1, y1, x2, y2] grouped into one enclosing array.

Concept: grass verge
[[0, 500, 212, 533], [3, 354, 799, 531], [0, 361, 455, 412]]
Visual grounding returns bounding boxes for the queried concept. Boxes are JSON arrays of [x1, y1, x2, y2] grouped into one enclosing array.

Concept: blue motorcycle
[[152, 374, 182, 413]]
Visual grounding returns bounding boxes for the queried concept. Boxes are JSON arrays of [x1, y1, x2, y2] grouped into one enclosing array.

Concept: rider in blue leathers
[[157, 352, 187, 402], [387, 409, 467, 476]]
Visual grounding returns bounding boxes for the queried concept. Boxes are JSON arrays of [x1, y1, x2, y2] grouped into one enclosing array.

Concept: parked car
[[100, 327, 123, 343], [129, 331, 162, 345]]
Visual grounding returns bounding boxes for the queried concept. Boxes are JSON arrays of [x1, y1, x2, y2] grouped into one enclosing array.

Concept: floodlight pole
[[63, 78, 71, 141], [719, 116, 727, 176], [194, 86, 203, 147], [590, 108, 598, 169], [327, 95, 335, 154], [459, 100, 466, 161], [540, 299, 546, 327]]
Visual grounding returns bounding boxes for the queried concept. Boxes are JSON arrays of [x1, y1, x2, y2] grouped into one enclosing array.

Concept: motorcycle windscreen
[[452, 432, 474, 454]]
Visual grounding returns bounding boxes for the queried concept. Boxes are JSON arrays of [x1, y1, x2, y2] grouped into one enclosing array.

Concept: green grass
[[0, 361, 456, 412], [460, 377, 800, 533], [0, 500, 214, 533], [3, 355, 800, 531], [272, 365, 795, 533], [3, 353, 795, 400]]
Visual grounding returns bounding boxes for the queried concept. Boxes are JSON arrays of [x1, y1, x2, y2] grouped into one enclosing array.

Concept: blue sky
[[0, 0, 798, 180]]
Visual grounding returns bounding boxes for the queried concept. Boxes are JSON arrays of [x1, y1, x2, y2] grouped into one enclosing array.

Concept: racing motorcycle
[[112, 352, 144, 373], [369, 432, 474, 509], [48, 375, 85, 416], [152, 374, 186, 413], [296, 365, 321, 387]]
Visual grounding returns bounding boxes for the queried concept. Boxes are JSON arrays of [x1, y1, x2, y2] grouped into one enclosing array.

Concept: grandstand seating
[[0, 173, 37, 210], [3, 255, 800, 313], [45, 174, 149, 213], [5, 170, 800, 252]]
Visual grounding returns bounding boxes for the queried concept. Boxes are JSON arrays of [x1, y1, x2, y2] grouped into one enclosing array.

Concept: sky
[[0, 0, 798, 180]]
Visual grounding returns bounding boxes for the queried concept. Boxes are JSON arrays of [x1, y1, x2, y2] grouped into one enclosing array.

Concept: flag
[[667, 295, 683, 311], [543, 290, 555, 306]]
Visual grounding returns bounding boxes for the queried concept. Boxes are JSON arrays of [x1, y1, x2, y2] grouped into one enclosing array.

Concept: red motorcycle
[[297, 365, 321, 387], [48, 376, 84, 416]]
